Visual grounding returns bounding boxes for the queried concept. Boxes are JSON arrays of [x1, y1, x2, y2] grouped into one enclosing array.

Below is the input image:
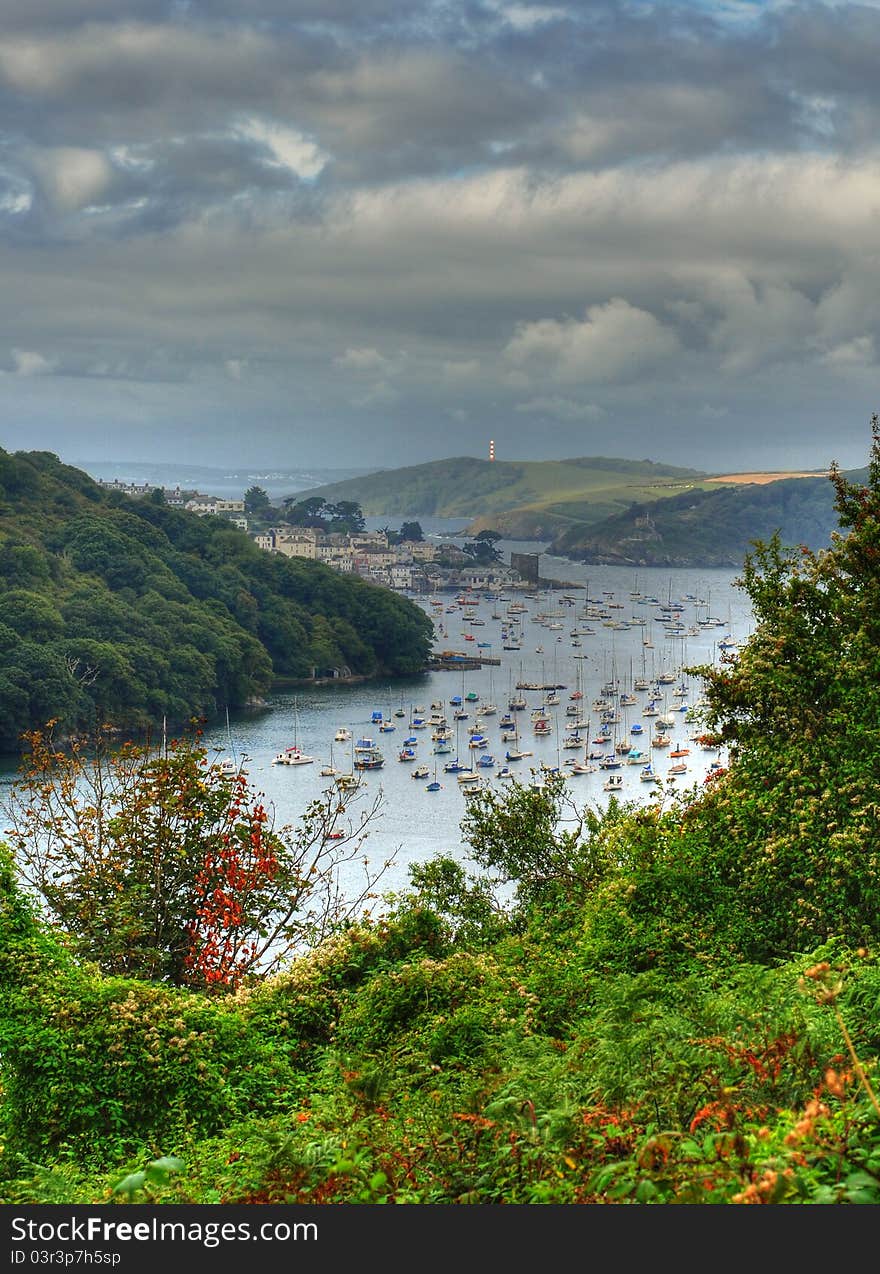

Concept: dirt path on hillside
[[708, 471, 827, 484]]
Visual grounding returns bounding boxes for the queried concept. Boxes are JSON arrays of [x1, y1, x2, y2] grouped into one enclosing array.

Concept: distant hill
[[75, 461, 374, 502], [293, 455, 713, 526], [548, 472, 858, 568]]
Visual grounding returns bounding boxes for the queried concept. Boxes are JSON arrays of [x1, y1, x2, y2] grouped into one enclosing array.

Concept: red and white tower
[[489, 439, 495, 462]]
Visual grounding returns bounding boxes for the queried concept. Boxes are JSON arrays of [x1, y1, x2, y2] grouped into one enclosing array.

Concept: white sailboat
[[272, 696, 314, 765], [504, 716, 533, 763], [320, 741, 338, 777], [217, 706, 249, 776], [481, 665, 498, 716], [568, 738, 597, 776]]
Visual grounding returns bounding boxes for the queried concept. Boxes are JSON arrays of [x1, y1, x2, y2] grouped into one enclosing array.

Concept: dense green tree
[[327, 500, 366, 533], [2, 589, 64, 642], [244, 484, 272, 516], [0, 542, 51, 588], [684, 415, 880, 956], [3, 644, 83, 728], [461, 536, 502, 565], [281, 496, 327, 527]]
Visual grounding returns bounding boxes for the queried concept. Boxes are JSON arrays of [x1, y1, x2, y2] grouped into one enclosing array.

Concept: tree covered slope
[[0, 449, 433, 750], [548, 474, 855, 566]]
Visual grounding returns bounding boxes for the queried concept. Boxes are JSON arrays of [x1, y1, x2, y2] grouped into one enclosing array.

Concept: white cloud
[[488, 2, 570, 30], [504, 298, 680, 384], [234, 118, 329, 181], [335, 346, 389, 372], [12, 349, 54, 376], [821, 335, 875, 367], [27, 146, 112, 210], [706, 278, 816, 373], [0, 186, 32, 214]]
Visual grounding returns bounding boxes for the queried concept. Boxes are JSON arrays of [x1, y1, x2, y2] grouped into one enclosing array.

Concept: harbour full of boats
[[200, 564, 751, 891]]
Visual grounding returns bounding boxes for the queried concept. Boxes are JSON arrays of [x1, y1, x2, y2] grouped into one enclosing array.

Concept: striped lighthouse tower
[[489, 439, 495, 462]]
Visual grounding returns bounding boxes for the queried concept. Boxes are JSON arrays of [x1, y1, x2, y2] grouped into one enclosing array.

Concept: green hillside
[[292, 455, 710, 522], [0, 449, 433, 751], [549, 473, 856, 567], [4, 426, 880, 1207]]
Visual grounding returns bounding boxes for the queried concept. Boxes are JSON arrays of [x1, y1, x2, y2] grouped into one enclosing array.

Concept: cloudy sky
[[2, 0, 880, 475]]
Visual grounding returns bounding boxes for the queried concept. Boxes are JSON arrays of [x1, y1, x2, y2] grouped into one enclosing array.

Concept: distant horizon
[[67, 452, 839, 485]]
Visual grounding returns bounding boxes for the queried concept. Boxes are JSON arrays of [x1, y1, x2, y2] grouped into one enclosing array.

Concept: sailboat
[[443, 719, 466, 772], [328, 732, 358, 791], [320, 740, 338, 777], [481, 665, 498, 716], [217, 706, 249, 776], [504, 717, 533, 763], [458, 743, 483, 791], [273, 696, 314, 765], [568, 731, 597, 776]]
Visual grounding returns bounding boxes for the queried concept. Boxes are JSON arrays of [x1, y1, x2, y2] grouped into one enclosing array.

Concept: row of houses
[[98, 479, 524, 593], [97, 480, 248, 528], [253, 525, 522, 593]]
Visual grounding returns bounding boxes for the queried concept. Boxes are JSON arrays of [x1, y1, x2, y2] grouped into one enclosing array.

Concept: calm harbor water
[[0, 546, 755, 907], [194, 554, 754, 899]]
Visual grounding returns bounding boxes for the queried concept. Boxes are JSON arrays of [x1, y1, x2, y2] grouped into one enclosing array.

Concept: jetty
[[427, 650, 502, 671]]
